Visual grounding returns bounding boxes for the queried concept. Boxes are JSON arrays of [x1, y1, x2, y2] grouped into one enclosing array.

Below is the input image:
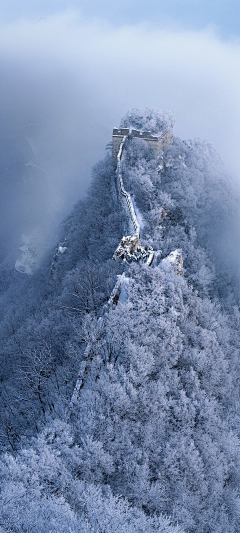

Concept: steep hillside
[[1, 109, 240, 532]]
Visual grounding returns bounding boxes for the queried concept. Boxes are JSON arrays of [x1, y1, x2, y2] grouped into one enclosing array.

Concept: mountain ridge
[[0, 109, 240, 532]]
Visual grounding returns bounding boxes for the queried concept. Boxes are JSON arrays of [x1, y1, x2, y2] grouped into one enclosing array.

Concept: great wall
[[112, 127, 173, 160], [69, 124, 183, 410], [113, 134, 154, 266]]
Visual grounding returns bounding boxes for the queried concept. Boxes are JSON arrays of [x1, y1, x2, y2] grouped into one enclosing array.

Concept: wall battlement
[[112, 127, 173, 159]]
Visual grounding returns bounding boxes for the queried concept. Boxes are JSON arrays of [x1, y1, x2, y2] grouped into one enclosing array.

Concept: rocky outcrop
[[113, 234, 154, 265], [162, 249, 184, 276]]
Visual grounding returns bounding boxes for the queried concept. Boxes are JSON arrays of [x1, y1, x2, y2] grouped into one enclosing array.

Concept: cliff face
[[0, 109, 240, 533]]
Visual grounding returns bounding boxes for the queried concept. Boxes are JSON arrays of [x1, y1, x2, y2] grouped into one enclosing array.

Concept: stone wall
[[112, 127, 173, 159]]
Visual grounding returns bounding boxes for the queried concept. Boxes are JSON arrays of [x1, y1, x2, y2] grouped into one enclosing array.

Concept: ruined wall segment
[[112, 127, 173, 159]]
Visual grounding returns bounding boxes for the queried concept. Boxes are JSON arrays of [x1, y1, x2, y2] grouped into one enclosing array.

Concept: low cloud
[[0, 10, 240, 257]]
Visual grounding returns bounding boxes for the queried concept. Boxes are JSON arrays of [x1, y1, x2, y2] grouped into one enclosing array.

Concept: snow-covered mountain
[[0, 109, 240, 532]]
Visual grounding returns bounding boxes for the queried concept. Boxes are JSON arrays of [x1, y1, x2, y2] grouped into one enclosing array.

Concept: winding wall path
[[116, 136, 140, 237], [68, 136, 154, 410]]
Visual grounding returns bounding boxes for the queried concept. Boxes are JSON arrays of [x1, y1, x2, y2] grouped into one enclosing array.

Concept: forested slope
[[1, 109, 240, 532]]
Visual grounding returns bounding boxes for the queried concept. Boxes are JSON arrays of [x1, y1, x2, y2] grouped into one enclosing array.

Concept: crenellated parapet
[[112, 127, 173, 159]]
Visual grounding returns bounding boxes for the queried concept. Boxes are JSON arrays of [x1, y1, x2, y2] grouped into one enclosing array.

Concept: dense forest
[[1, 109, 240, 532]]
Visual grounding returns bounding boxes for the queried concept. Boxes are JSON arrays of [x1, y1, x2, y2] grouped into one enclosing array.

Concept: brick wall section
[[112, 128, 173, 159], [112, 133, 125, 160]]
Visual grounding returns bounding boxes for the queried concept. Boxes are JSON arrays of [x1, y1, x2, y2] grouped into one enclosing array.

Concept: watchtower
[[112, 127, 173, 159]]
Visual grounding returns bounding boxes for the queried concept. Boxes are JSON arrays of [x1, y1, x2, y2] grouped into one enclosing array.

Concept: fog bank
[[1, 11, 240, 259]]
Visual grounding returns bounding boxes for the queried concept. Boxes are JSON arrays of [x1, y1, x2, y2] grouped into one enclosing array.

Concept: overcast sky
[[1, 1, 240, 255]]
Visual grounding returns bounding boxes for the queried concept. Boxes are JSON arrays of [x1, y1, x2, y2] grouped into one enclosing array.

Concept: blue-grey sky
[[1, 0, 240, 39], [1, 1, 240, 256]]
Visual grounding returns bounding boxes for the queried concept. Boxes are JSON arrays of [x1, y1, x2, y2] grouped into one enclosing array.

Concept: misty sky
[[1, 0, 240, 38], [1, 0, 240, 260]]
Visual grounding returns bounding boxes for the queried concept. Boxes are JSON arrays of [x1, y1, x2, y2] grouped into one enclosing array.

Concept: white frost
[[58, 246, 67, 254], [161, 249, 183, 276]]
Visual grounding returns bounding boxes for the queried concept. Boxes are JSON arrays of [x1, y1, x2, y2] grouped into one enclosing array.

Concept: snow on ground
[[161, 249, 183, 276], [132, 199, 145, 232], [118, 275, 130, 303]]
